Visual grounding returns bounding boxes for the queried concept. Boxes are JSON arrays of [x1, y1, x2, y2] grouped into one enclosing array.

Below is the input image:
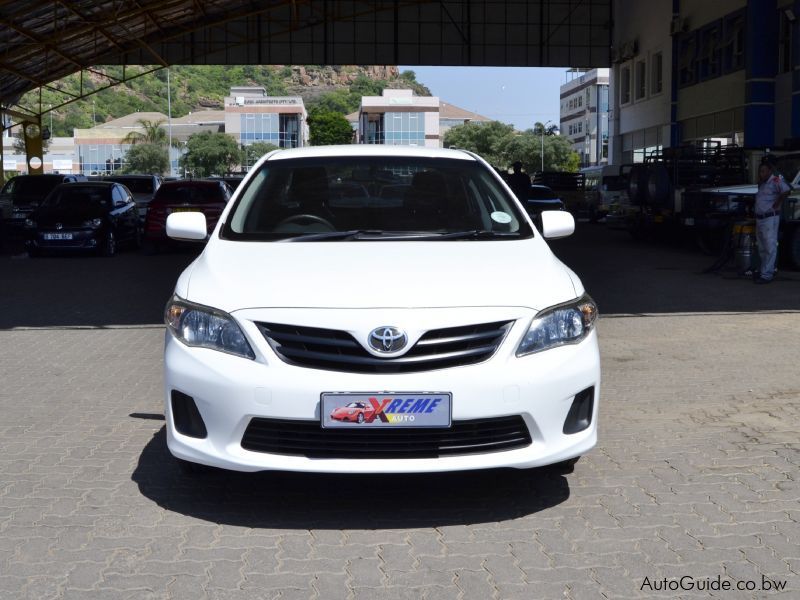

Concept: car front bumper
[[164, 311, 601, 474]]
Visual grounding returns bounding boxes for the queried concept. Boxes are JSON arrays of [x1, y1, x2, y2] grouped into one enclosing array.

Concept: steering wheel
[[274, 213, 336, 230]]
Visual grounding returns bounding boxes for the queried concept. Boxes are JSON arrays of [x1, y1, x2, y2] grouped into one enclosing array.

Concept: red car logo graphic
[[330, 401, 375, 424]]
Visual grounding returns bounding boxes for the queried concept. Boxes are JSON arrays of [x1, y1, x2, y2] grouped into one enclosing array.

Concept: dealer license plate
[[321, 392, 452, 428], [43, 232, 73, 240]]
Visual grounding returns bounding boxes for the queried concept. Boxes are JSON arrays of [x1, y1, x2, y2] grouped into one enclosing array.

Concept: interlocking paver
[[1, 228, 799, 598]]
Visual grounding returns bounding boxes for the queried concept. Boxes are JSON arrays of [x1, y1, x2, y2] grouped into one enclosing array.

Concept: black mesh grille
[[257, 321, 512, 373], [241, 416, 532, 459]]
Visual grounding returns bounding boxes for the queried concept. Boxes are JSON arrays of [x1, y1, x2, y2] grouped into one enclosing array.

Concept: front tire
[[551, 457, 580, 473], [100, 231, 116, 257], [176, 457, 213, 475]]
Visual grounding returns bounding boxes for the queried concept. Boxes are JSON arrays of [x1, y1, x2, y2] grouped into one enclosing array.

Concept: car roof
[[104, 174, 156, 179], [56, 181, 116, 188], [265, 145, 476, 162], [160, 179, 221, 187]]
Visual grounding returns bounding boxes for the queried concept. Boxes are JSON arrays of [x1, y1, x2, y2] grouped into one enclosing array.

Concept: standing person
[[753, 155, 791, 284], [508, 161, 531, 202]]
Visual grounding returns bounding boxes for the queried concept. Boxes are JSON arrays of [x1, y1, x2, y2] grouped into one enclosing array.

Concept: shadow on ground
[[0, 247, 199, 329], [551, 223, 800, 315], [132, 427, 570, 529], [2, 224, 798, 330]]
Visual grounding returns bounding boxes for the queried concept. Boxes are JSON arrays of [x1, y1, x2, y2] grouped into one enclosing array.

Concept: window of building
[[678, 31, 698, 87], [578, 95, 583, 107], [698, 20, 722, 81], [635, 60, 647, 100], [383, 112, 425, 146], [722, 10, 745, 74], [779, 10, 793, 74], [651, 52, 663, 95], [620, 65, 632, 104]]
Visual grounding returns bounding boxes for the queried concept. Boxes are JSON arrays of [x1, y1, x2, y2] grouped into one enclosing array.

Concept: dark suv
[[1, 174, 87, 242]]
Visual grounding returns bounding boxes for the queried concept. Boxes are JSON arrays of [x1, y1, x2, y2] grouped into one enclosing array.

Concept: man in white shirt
[[753, 156, 791, 284]]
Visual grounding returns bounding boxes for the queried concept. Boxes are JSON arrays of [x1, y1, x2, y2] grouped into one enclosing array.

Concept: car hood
[[701, 183, 757, 195], [35, 206, 106, 225], [181, 238, 578, 312]]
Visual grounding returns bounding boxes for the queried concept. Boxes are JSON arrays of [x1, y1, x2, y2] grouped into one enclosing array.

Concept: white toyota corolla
[[163, 145, 600, 474]]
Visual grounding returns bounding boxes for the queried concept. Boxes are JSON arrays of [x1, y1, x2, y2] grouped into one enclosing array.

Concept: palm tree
[[121, 118, 181, 149]]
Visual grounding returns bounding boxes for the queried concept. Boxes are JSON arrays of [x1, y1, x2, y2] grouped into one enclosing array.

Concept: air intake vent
[[257, 321, 513, 373], [241, 416, 532, 458]]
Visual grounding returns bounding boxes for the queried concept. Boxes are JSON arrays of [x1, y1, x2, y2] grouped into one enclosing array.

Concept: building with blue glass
[[223, 87, 308, 150], [356, 89, 441, 148]]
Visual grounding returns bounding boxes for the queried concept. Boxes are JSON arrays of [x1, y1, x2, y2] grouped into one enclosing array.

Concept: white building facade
[[610, 0, 798, 166], [560, 68, 610, 167], [356, 89, 441, 148], [223, 87, 308, 149]]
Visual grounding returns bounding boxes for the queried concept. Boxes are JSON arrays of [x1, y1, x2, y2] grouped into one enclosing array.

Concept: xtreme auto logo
[[364, 397, 444, 423]]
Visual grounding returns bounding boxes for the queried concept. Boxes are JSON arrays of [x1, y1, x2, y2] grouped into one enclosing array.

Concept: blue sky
[[399, 66, 566, 131]]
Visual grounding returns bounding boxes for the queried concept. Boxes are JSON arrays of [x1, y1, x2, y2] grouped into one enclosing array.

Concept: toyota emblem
[[368, 326, 407, 353], [55, 223, 63, 230]]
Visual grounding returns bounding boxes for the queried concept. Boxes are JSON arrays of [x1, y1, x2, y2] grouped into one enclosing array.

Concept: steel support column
[[745, 0, 778, 149]]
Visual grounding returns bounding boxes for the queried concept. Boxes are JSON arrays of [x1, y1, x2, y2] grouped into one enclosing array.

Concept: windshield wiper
[[424, 229, 520, 240], [280, 229, 435, 242]]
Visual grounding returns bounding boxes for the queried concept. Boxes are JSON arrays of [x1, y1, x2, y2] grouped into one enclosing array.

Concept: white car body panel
[[163, 145, 600, 474]]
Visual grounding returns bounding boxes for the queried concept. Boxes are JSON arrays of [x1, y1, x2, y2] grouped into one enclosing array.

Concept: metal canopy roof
[[0, 0, 611, 107]]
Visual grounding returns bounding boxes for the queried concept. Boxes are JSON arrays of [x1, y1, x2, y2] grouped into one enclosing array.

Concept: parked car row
[[0, 173, 238, 258]]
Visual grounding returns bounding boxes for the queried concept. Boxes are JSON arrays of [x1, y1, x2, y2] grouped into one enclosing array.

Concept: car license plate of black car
[[321, 392, 452, 428], [43, 232, 73, 240]]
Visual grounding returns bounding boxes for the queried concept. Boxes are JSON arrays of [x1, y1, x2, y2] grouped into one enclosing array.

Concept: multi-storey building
[[559, 68, 610, 167], [223, 87, 308, 149]]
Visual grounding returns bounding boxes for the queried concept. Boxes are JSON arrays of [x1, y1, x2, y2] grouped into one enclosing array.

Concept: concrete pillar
[[744, 0, 778, 148], [669, 0, 680, 147]]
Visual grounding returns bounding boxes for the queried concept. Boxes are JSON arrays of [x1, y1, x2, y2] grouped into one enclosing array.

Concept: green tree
[[180, 131, 242, 176], [122, 143, 169, 175], [121, 118, 180, 149], [307, 89, 360, 116], [442, 121, 516, 167], [242, 141, 280, 169], [308, 111, 354, 146], [505, 127, 580, 173]]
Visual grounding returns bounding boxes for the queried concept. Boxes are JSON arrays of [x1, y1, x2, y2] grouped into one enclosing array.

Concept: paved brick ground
[[1, 227, 798, 599]]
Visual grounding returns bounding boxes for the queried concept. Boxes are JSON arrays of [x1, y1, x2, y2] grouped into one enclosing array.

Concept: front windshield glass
[[774, 155, 800, 186], [2, 177, 63, 203], [104, 177, 154, 194], [222, 157, 533, 241], [43, 187, 109, 210]]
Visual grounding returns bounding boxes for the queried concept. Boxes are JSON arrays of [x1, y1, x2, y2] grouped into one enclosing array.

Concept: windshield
[[1, 176, 63, 204], [104, 177, 155, 194], [43, 187, 109, 211], [527, 186, 558, 200], [155, 184, 226, 204], [222, 156, 532, 241], [774, 155, 800, 186]]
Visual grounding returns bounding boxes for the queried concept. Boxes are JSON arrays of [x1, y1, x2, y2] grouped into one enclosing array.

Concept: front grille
[[257, 320, 513, 373], [241, 416, 532, 458]]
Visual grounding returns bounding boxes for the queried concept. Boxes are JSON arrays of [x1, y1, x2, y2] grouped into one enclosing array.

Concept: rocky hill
[[20, 65, 431, 137]]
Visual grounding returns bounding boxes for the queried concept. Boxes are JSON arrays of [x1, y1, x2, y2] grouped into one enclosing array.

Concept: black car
[[1, 174, 88, 240], [102, 174, 162, 224], [26, 182, 139, 257]]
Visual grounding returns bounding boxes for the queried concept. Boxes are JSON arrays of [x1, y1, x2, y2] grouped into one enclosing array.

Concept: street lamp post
[[540, 119, 555, 173]]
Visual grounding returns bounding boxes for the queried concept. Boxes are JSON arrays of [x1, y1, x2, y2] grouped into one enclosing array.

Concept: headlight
[[516, 295, 598, 356], [24, 218, 36, 228], [164, 296, 255, 359], [82, 218, 103, 228]]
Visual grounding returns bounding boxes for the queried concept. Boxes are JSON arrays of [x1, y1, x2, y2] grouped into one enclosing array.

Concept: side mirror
[[166, 211, 207, 241], [540, 210, 575, 239]]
